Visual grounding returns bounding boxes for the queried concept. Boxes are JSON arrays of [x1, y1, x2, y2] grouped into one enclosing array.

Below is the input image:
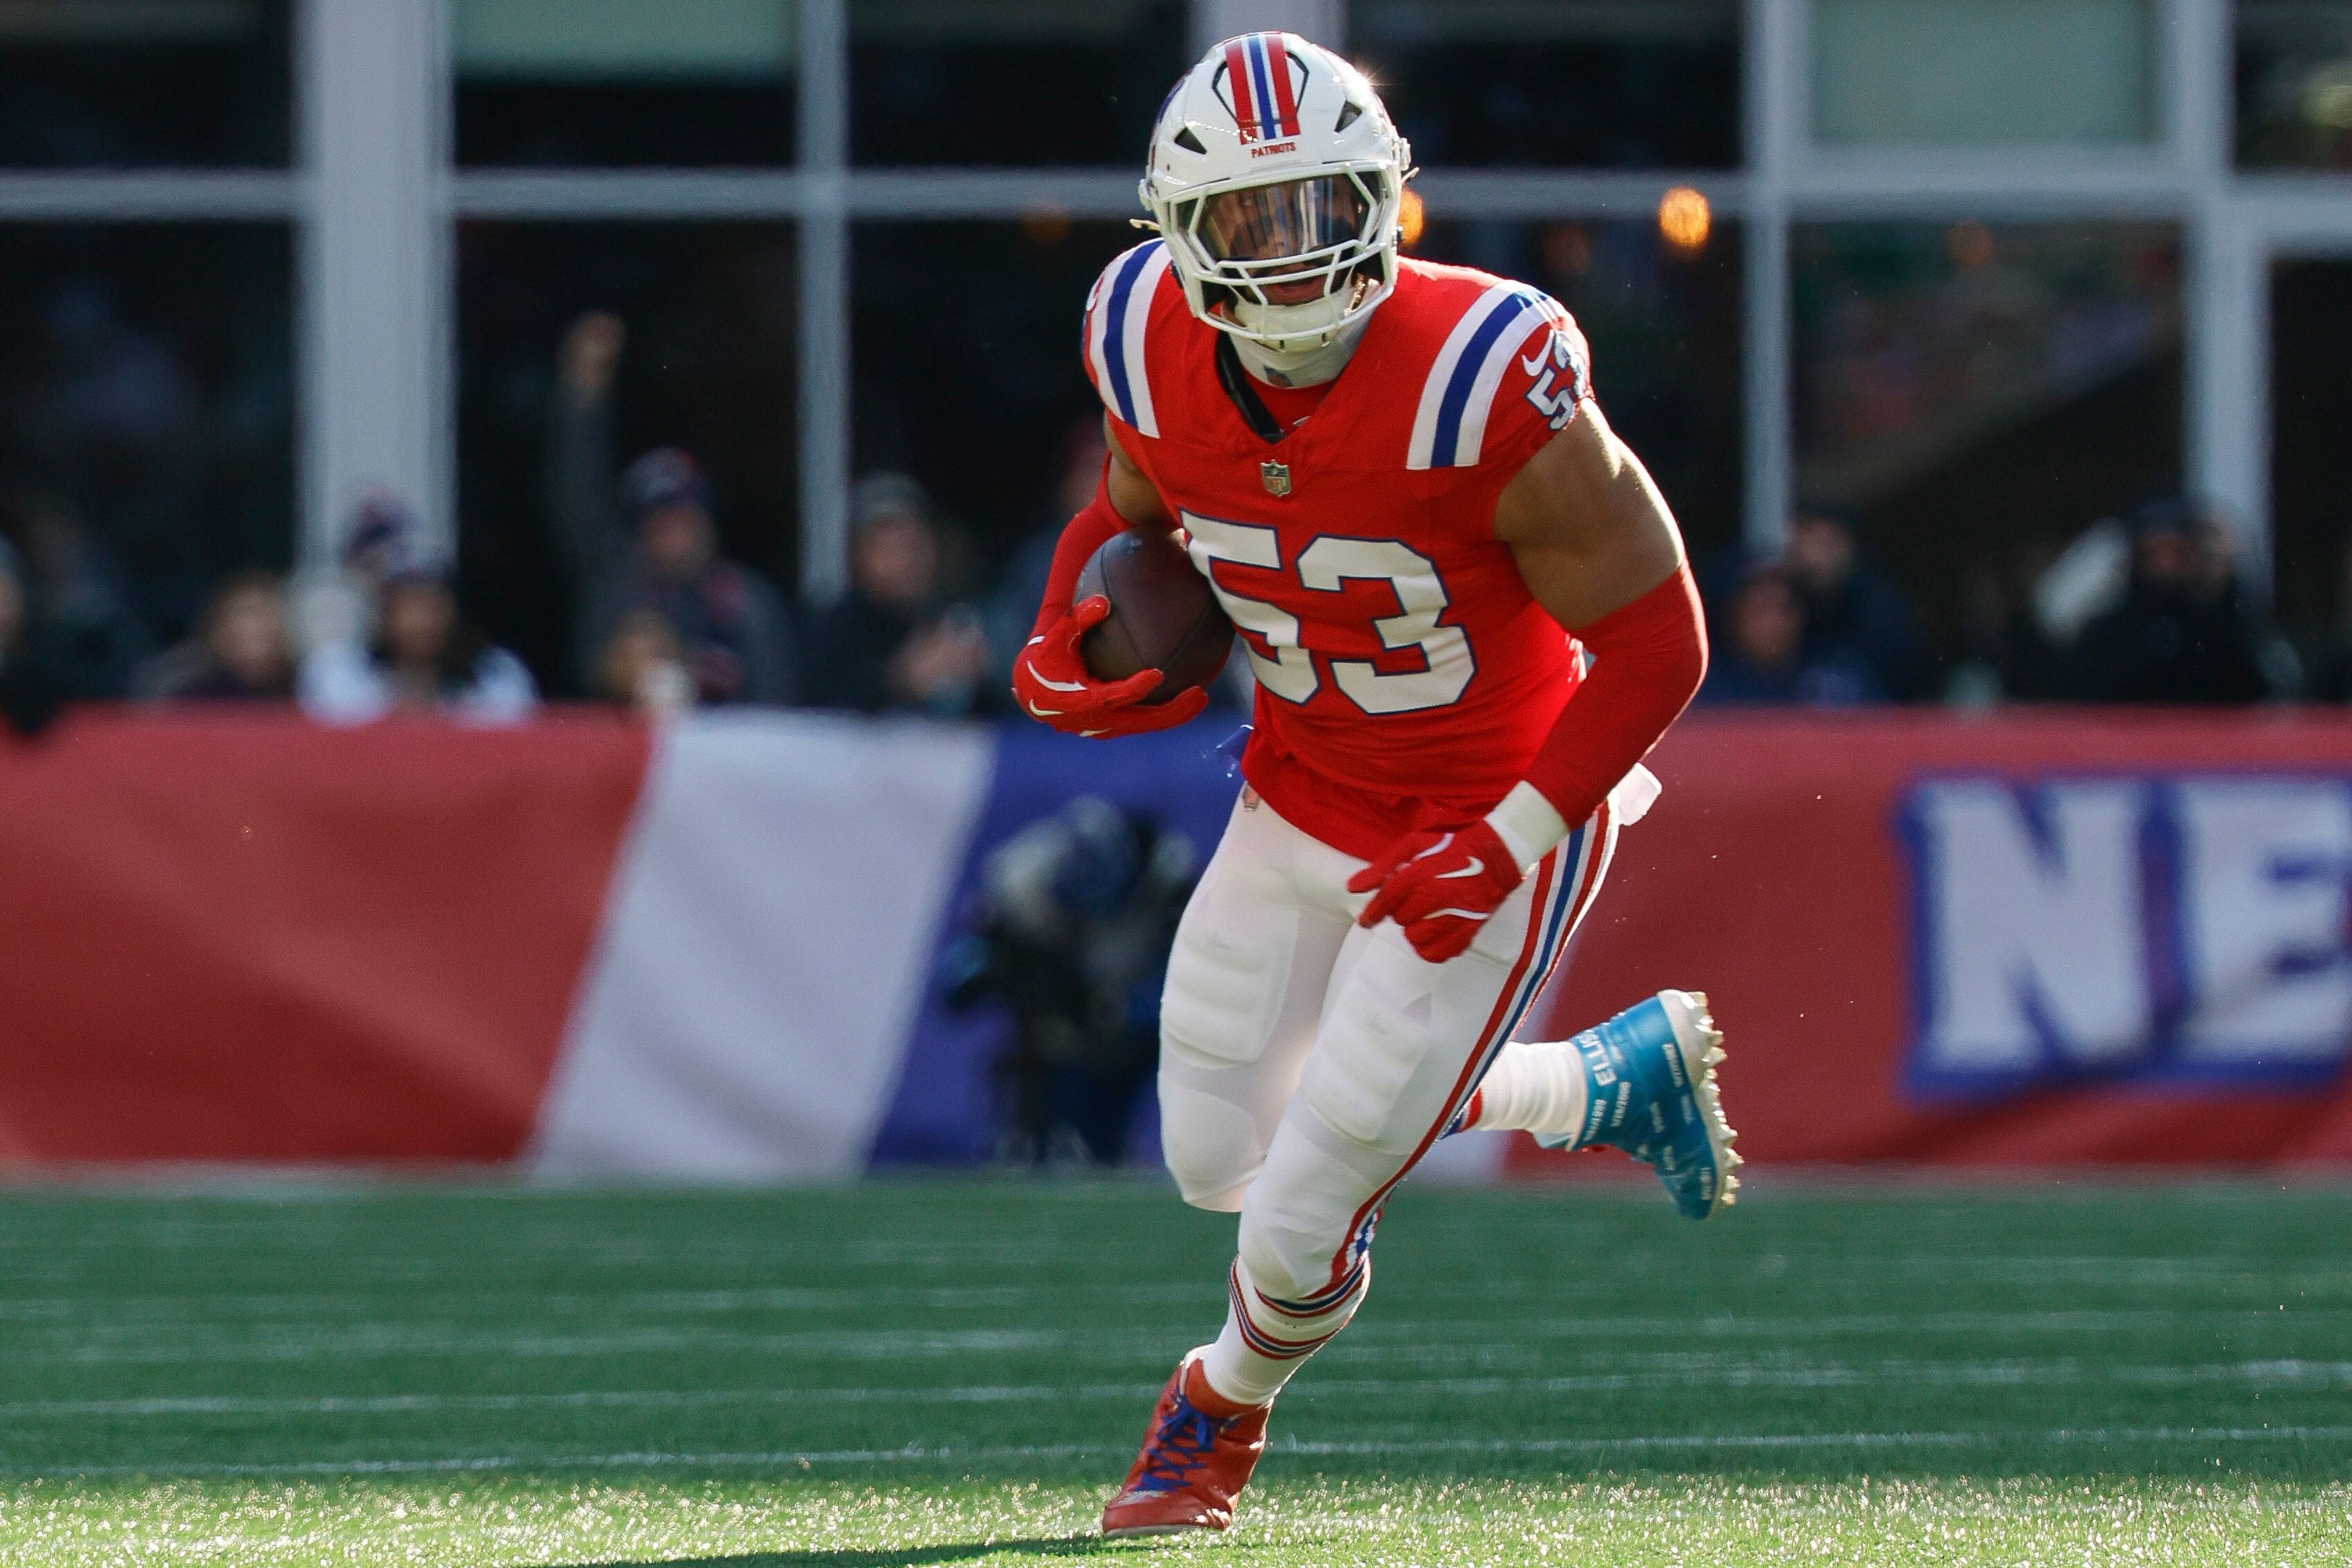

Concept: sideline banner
[[0, 712, 649, 1164], [0, 709, 2346, 1174], [1519, 712, 2352, 1173]]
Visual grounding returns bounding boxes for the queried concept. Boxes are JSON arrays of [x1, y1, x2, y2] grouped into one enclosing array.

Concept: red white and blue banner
[[0, 710, 2347, 1175]]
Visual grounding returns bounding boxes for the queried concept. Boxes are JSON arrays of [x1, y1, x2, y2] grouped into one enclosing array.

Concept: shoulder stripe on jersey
[[1406, 282, 1551, 470], [1088, 242, 1171, 438]]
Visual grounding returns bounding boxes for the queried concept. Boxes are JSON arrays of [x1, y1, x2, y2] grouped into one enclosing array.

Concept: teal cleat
[[1539, 989, 1740, 1219]]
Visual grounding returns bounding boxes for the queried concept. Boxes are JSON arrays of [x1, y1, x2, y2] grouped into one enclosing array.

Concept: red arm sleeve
[[1028, 466, 1128, 639], [1520, 564, 1708, 828]]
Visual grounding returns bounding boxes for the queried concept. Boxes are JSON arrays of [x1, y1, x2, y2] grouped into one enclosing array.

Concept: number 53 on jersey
[[1183, 511, 1475, 717]]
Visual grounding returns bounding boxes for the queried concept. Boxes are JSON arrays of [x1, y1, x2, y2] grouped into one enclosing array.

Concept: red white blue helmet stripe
[[1223, 32, 1302, 144]]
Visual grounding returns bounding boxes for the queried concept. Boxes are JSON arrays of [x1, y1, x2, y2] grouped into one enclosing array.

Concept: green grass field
[[0, 1178, 2344, 1566]]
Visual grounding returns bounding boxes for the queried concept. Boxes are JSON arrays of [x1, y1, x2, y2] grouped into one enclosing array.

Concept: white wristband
[[1483, 781, 1570, 872]]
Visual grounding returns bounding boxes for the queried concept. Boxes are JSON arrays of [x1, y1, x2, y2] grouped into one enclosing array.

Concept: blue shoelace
[[1133, 1399, 1223, 1494]]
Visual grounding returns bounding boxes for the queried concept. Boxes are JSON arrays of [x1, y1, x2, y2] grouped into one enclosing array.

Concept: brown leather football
[[1074, 527, 1235, 705]]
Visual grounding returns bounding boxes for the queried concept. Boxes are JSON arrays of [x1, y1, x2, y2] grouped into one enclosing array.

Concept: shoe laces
[[1133, 1395, 1224, 1494]]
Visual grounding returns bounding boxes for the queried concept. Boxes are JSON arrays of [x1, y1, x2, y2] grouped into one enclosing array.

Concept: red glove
[[1348, 818, 1523, 964], [1012, 596, 1208, 739]]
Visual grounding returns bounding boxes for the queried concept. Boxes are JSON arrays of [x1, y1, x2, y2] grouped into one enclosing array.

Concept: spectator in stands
[[1700, 558, 1881, 706], [288, 490, 412, 660], [300, 557, 537, 726], [134, 571, 293, 702], [596, 606, 696, 722], [546, 311, 793, 705], [8, 489, 149, 698], [2064, 500, 2278, 704], [1945, 549, 2067, 706], [799, 473, 992, 715], [1784, 502, 1926, 701], [0, 535, 62, 737], [987, 417, 1109, 687]]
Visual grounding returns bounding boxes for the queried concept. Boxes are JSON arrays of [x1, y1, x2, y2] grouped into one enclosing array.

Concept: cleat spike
[[1704, 1046, 1726, 1066]]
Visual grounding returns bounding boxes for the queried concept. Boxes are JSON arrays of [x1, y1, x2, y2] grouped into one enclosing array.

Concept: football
[[1074, 526, 1235, 704]]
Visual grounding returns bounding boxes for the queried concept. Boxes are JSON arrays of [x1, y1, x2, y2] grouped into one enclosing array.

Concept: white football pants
[[1158, 783, 1621, 1405]]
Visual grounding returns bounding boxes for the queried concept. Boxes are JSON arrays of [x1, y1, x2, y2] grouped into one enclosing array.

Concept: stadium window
[[850, 221, 1141, 591], [1811, 0, 2158, 148], [455, 222, 800, 692], [0, 223, 295, 646], [1792, 221, 2184, 660], [1350, 0, 1741, 170], [2237, 0, 2352, 169], [0, 0, 290, 168], [453, 0, 798, 167], [848, 0, 1188, 167], [2268, 260, 2352, 660], [1413, 217, 1745, 562]]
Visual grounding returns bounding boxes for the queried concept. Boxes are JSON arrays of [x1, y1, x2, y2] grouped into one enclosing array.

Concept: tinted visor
[[1197, 175, 1370, 266]]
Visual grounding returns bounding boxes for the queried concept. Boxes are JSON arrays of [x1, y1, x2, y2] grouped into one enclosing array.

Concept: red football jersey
[[1082, 243, 1594, 859]]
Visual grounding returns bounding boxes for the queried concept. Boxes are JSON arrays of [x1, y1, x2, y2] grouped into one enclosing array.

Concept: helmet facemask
[[1168, 168, 1398, 350]]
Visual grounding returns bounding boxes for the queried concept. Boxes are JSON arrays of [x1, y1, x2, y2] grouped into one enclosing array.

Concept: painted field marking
[[7, 1425, 2351, 1482], [6, 1361, 2351, 1421], [21, 1297, 2352, 1370]]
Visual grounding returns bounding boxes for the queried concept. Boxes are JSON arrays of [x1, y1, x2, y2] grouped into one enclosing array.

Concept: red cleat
[[1099, 1351, 1273, 1537]]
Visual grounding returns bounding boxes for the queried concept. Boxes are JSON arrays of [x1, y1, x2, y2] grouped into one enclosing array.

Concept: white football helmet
[[1140, 32, 1412, 353]]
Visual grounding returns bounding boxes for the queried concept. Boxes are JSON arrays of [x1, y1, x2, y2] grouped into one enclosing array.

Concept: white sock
[[1464, 1039, 1590, 1144], [1199, 1254, 1369, 1407]]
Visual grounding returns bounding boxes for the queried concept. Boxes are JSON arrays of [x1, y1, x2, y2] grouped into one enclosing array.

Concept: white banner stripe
[[529, 715, 993, 1179]]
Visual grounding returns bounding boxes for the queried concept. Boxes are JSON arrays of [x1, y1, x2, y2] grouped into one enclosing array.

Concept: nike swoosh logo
[[1435, 858, 1486, 881], [1031, 673, 1091, 693], [1426, 908, 1488, 922], [1025, 698, 1063, 718]]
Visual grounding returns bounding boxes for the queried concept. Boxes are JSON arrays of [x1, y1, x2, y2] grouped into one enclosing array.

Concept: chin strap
[[1226, 308, 1373, 387]]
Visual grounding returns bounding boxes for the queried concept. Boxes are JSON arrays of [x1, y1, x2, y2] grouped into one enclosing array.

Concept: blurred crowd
[[0, 301, 2337, 739], [1697, 497, 2301, 710]]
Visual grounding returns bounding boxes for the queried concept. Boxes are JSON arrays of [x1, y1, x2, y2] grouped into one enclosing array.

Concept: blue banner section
[[866, 719, 1245, 1166]]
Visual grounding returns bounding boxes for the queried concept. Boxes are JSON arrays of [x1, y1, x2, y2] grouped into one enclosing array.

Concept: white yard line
[[6, 1426, 2350, 1483], [8, 1360, 2350, 1421], [21, 1304, 2346, 1368]]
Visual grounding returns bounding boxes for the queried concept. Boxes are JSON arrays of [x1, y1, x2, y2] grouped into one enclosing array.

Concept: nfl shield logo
[[1260, 460, 1292, 497]]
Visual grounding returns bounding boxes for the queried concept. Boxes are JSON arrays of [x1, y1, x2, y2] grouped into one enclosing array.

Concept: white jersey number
[[1181, 512, 1474, 715]]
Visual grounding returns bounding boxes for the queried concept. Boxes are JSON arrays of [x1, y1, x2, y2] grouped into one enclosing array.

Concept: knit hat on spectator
[[344, 491, 418, 579], [850, 472, 933, 536], [625, 448, 712, 520]]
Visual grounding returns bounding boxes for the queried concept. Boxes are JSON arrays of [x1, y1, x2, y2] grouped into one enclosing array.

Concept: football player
[[1010, 32, 1740, 1537]]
